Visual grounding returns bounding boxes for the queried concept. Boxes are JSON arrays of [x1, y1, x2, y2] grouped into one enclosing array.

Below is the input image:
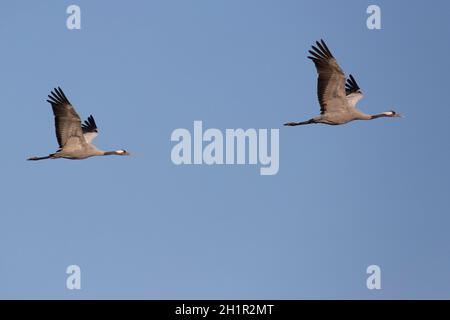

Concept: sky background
[[0, 0, 449, 299]]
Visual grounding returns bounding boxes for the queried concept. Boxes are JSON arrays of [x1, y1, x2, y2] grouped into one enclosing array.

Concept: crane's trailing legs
[[27, 154, 55, 161], [284, 119, 316, 126]]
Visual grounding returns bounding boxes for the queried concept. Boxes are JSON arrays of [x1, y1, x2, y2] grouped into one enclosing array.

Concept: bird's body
[[51, 144, 103, 160], [28, 87, 129, 161], [284, 39, 401, 127]]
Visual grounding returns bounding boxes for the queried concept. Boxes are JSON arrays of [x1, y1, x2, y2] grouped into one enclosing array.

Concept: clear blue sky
[[0, 0, 449, 299]]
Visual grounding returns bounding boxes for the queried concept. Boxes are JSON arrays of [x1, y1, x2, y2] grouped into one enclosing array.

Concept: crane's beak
[[391, 110, 403, 118]]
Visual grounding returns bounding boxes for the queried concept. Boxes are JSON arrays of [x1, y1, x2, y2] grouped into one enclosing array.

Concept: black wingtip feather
[[81, 114, 98, 132], [47, 87, 71, 106], [308, 39, 334, 61], [315, 41, 327, 57], [345, 74, 361, 95]]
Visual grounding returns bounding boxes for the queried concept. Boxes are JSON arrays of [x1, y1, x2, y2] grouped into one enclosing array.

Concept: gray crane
[[28, 87, 130, 161], [284, 39, 402, 126]]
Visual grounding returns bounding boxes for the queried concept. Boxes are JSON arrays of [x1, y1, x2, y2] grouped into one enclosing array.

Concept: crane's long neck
[[370, 112, 393, 119], [103, 151, 121, 156], [103, 149, 129, 156], [356, 111, 395, 120]]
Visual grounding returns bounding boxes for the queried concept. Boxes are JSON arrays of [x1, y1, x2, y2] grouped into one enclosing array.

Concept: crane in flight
[[284, 39, 402, 126], [28, 87, 130, 161]]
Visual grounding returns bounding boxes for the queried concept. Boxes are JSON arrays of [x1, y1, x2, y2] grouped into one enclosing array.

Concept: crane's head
[[115, 149, 130, 156], [384, 110, 403, 118]]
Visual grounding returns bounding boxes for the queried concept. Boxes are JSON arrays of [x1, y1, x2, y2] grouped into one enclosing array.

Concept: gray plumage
[[28, 87, 130, 161], [284, 39, 402, 127]]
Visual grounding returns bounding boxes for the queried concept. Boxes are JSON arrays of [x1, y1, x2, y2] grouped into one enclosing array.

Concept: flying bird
[[28, 87, 130, 161], [284, 39, 401, 126]]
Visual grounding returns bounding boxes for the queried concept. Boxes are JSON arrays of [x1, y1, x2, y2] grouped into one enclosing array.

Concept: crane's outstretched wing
[[81, 115, 98, 143], [345, 74, 364, 107], [307, 39, 348, 114], [47, 87, 85, 148]]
